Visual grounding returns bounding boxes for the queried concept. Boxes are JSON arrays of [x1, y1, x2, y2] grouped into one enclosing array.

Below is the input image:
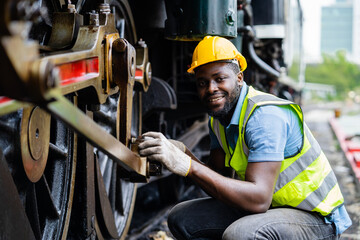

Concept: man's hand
[[168, 139, 186, 152], [138, 132, 191, 177]]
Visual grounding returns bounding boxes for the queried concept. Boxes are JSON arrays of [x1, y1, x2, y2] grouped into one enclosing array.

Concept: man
[[138, 36, 352, 239]]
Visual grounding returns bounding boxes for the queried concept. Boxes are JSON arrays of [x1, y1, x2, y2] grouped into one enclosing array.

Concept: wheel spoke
[[115, 168, 124, 215], [0, 119, 16, 134], [36, 176, 60, 220], [94, 110, 116, 127], [26, 183, 42, 240], [49, 142, 68, 159]]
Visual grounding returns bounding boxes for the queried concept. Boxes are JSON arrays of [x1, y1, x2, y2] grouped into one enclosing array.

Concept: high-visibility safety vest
[[210, 86, 344, 216]]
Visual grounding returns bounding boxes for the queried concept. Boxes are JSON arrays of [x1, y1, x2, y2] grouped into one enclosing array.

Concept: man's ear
[[237, 72, 244, 85]]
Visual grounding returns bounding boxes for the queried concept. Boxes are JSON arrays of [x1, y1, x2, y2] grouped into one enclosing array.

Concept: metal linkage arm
[[46, 90, 148, 182]]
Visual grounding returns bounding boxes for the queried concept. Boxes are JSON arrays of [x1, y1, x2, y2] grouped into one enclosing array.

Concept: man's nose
[[207, 80, 218, 93]]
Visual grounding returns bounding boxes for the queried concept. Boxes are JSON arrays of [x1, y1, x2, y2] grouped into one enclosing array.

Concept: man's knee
[[167, 203, 181, 231], [168, 202, 190, 240], [222, 217, 255, 240]]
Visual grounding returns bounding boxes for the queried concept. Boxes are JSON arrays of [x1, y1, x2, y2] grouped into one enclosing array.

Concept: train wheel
[[0, 95, 77, 240], [2, 0, 140, 238]]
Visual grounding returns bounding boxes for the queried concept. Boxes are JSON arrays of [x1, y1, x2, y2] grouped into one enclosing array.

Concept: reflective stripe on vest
[[211, 118, 233, 167], [209, 86, 344, 216]]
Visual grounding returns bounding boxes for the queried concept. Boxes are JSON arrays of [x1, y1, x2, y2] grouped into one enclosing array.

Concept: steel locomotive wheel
[[0, 95, 77, 240]]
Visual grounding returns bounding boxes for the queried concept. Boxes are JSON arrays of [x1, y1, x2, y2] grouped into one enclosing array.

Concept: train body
[[0, 0, 304, 239]]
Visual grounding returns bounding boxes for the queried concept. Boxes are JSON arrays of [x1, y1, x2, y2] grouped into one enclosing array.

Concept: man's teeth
[[209, 96, 223, 102]]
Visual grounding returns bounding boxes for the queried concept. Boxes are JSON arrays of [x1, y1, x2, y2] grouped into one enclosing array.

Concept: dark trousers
[[168, 197, 338, 240]]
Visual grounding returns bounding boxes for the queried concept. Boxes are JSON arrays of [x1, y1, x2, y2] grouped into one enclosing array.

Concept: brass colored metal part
[[45, 90, 148, 180], [20, 106, 51, 183], [1, 12, 119, 105], [0, 33, 40, 101], [104, 33, 120, 93], [112, 38, 136, 146], [28, 107, 51, 160], [0, 98, 27, 116], [131, 138, 162, 177], [48, 12, 83, 49], [1, 5, 150, 181]]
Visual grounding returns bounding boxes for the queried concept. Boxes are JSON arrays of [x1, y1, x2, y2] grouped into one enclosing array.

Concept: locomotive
[[0, 0, 304, 239]]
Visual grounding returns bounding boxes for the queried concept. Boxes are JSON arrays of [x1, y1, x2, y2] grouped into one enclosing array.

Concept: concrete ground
[[303, 102, 360, 239]]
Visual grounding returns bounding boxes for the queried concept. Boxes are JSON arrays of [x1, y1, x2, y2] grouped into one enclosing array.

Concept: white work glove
[[168, 139, 186, 153], [138, 132, 192, 177]]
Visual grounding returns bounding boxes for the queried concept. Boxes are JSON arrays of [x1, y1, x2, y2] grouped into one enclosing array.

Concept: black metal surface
[[142, 77, 177, 117], [251, 0, 285, 25], [0, 103, 76, 240], [164, 0, 237, 40], [0, 149, 36, 240]]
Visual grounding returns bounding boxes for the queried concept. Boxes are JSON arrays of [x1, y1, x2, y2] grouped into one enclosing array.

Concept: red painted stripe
[[0, 96, 12, 105], [135, 69, 143, 78], [58, 57, 99, 86], [330, 118, 360, 181]]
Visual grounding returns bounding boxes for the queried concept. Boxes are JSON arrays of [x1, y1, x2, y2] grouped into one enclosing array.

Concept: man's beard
[[207, 84, 241, 120]]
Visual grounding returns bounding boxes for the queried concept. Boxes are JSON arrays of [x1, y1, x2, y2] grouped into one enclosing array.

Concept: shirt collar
[[221, 82, 248, 127]]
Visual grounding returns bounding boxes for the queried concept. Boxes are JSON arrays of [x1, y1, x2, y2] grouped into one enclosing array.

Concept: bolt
[[46, 69, 57, 88], [149, 161, 162, 176], [89, 10, 99, 26], [44, 63, 58, 89], [98, 3, 111, 14], [138, 38, 146, 48], [226, 10, 235, 26], [67, 4, 76, 13]]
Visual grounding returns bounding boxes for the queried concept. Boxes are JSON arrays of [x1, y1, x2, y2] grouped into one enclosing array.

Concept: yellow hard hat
[[187, 36, 247, 74]]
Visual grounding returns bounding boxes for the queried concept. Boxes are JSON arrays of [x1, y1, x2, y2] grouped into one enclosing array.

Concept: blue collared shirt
[[208, 82, 352, 234]]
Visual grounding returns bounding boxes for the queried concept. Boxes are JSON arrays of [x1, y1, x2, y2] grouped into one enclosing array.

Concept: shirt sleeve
[[208, 120, 222, 150], [245, 105, 290, 162]]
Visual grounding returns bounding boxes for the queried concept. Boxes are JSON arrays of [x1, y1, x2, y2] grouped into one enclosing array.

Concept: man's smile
[[207, 94, 225, 103]]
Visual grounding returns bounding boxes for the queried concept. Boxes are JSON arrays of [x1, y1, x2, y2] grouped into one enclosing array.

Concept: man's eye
[[216, 77, 224, 82], [197, 81, 206, 87]]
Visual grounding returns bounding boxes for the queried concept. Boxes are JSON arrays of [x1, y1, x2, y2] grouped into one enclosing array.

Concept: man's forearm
[[187, 160, 276, 213]]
